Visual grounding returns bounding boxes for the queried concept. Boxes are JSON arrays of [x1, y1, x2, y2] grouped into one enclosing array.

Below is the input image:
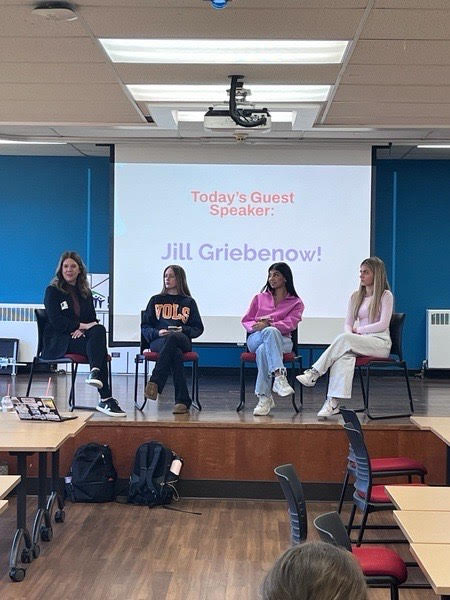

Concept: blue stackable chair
[[274, 463, 307, 545]]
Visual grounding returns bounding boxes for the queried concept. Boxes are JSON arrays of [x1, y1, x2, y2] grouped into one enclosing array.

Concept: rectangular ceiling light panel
[[130, 84, 331, 103], [100, 39, 348, 64]]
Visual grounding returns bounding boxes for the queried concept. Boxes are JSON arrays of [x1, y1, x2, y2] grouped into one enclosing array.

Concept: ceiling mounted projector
[[32, 2, 78, 21], [204, 105, 271, 131]]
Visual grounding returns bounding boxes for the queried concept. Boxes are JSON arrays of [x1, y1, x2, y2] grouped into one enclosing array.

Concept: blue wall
[[1, 154, 449, 368], [374, 159, 450, 370], [0, 155, 109, 303]]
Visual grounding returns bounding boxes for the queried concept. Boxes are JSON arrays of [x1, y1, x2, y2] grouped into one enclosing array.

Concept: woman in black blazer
[[43, 251, 125, 417]]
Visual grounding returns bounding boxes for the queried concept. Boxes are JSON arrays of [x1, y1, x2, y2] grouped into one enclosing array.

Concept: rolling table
[[0, 412, 91, 581]]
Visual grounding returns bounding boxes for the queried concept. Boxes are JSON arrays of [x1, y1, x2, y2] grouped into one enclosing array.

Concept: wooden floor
[[2, 369, 450, 425], [0, 498, 437, 600]]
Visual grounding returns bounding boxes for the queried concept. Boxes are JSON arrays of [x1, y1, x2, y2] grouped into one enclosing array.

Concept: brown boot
[[144, 381, 158, 400], [172, 403, 189, 414]]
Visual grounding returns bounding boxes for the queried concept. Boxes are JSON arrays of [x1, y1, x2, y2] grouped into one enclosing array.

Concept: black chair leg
[[337, 469, 350, 514], [347, 503, 357, 535], [356, 508, 370, 546], [26, 359, 36, 396], [68, 362, 77, 410], [192, 361, 201, 411], [237, 361, 246, 412], [354, 366, 366, 413], [402, 362, 414, 413], [134, 355, 140, 406], [289, 361, 299, 413]]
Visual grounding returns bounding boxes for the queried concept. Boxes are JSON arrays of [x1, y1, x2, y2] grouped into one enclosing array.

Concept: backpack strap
[[143, 444, 162, 503]]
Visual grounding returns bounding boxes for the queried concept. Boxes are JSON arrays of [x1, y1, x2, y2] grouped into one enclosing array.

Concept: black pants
[[66, 324, 110, 399], [149, 332, 192, 407]]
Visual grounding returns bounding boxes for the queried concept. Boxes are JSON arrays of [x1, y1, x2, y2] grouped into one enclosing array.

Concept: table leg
[[32, 452, 53, 547], [46, 450, 65, 523], [8, 452, 34, 582]]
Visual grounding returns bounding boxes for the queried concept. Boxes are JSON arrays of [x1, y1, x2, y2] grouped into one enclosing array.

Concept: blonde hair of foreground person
[[262, 541, 368, 600]]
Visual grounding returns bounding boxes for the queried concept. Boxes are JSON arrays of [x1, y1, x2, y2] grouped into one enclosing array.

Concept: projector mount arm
[[228, 75, 267, 128]]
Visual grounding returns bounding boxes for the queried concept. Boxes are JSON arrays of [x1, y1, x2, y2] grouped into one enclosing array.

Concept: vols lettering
[[154, 304, 190, 323]]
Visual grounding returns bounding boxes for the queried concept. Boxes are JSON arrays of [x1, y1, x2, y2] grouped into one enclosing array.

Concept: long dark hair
[[160, 265, 192, 296], [51, 251, 90, 298], [261, 262, 299, 297]]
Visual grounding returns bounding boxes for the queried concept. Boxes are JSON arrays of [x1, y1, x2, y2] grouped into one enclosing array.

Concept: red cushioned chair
[[237, 328, 302, 412], [355, 313, 414, 420], [26, 309, 112, 411], [337, 408, 427, 514], [134, 311, 200, 412], [314, 511, 407, 600], [343, 423, 426, 546]]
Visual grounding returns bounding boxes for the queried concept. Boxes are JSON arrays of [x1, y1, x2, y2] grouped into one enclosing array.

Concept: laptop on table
[[12, 397, 78, 422]]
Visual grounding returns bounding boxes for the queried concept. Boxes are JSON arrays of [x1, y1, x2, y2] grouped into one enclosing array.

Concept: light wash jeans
[[247, 326, 293, 397], [313, 331, 391, 398]]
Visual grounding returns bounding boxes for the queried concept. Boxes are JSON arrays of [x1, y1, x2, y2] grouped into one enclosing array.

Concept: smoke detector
[[32, 2, 78, 22]]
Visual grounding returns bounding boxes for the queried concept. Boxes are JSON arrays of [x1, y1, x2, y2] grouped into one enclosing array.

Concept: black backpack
[[128, 441, 181, 507], [66, 443, 117, 503]]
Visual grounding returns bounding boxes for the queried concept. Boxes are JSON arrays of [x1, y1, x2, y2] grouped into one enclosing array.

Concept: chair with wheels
[[237, 329, 302, 412], [355, 313, 414, 420], [314, 511, 408, 600], [27, 309, 112, 411], [274, 463, 308, 545], [337, 407, 427, 513], [134, 311, 200, 412]]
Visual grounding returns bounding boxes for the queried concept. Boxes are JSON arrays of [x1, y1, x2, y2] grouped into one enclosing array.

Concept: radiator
[[426, 309, 450, 369]]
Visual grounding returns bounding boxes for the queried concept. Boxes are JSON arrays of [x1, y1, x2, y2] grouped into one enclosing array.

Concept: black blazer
[[41, 285, 97, 359]]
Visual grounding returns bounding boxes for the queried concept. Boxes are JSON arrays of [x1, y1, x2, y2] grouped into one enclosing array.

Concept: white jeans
[[312, 331, 391, 399], [247, 327, 293, 397]]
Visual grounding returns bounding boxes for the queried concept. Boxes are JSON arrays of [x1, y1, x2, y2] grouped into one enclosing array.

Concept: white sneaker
[[317, 397, 340, 418], [296, 368, 320, 387], [272, 375, 295, 397], [253, 395, 275, 416]]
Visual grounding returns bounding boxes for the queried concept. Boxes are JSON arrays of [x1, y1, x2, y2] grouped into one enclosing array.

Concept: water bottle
[[1, 395, 14, 412]]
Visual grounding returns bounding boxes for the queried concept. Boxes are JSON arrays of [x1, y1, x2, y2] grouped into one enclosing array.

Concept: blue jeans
[[247, 327, 292, 397]]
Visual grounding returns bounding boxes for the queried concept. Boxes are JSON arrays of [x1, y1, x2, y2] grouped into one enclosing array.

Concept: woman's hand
[[252, 318, 271, 332], [71, 329, 85, 339], [159, 329, 169, 336]]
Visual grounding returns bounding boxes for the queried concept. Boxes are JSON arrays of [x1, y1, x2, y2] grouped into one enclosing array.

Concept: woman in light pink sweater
[[242, 262, 304, 416], [297, 257, 393, 418]]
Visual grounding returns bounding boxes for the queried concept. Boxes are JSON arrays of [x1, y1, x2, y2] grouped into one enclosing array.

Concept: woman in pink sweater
[[242, 262, 304, 416], [297, 256, 393, 418]]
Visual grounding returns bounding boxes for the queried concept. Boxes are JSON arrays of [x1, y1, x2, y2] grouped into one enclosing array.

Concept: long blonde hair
[[352, 257, 391, 322]]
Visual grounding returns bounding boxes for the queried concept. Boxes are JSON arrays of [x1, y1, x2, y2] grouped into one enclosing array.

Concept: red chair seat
[[358, 483, 426, 503], [352, 546, 407, 582], [355, 355, 395, 366], [64, 353, 89, 363], [240, 352, 295, 363], [371, 457, 427, 474]]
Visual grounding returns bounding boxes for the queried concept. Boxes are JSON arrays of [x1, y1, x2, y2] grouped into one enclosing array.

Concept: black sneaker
[[86, 368, 103, 389], [96, 398, 126, 417]]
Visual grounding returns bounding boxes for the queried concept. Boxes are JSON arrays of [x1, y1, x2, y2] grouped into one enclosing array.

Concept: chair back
[[389, 313, 405, 360], [339, 407, 362, 467], [342, 424, 372, 503], [34, 308, 48, 357], [274, 463, 307, 545], [313, 512, 352, 551]]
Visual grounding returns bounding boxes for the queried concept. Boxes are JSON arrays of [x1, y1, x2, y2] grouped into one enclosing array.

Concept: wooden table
[[386, 485, 450, 511], [0, 412, 91, 582], [411, 417, 450, 484], [0, 475, 21, 499], [393, 510, 450, 544], [410, 544, 450, 598], [0, 500, 8, 516]]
